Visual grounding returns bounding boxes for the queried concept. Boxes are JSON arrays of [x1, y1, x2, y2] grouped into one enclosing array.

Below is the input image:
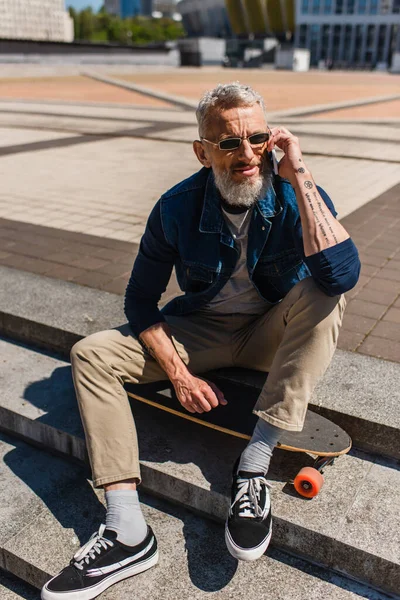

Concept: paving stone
[[359, 264, 380, 278], [341, 313, 376, 336], [101, 276, 130, 295], [364, 277, 400, 293], [358, 336, 400, 362], [377, 268, 400, 283], [345, 299, 387, 320], [69, 256, 110, 271], [94, 261, 131, 277], [0, 255, 57, 276], [386, 259, 400, 271], [382, 306, 400, 323], [357, 252, 388, 268], [371, 320, 400, 342], [352, 286, 398, 307], [337, 329, 365, 351], [41, 264, 88, 282]]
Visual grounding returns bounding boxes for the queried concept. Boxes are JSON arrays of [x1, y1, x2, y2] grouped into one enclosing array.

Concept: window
[[336, 0, 344, 13], [393, 0, 400, 14], [370, 0, 379, 14], [310, 24, 321, 64], [312, 0, 321, 14], [354, 24, 364, 62], [366, 24, 375, 49], [344, 24, 354, 62], [377, 24, 387, 61], [347, 0, 355, 13], [332, 24, 342, 60], [301, 0, 309, 13], [324, 0, 333, 13], [299, 24, 308, 47], [320, 24, 330, 58], [358, 0, 367, 14]]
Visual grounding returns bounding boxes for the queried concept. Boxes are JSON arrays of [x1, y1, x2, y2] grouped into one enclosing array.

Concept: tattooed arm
[[267, 126, 349, 257]]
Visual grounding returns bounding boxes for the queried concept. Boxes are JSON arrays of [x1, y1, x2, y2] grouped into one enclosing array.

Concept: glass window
[[393, 0, 400, 14], [336, 0, 344, 13], [299, 24, 308, 47], [347, 0, 355, 13], [377, 24, 387, 61], [355, 24, 364, 62], [366, 24, 375, 48], [320, 24, 330, 58], [358, 0, 367, 14], [301, 0, 309, 13], [312, 0, 321, 13], [370, 0, 379, 14]]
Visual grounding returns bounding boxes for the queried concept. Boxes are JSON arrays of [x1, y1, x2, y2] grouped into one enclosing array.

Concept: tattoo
[[313, 191, 338, 244], [298, 167, 305, 173], [304, 180, 313, 189]]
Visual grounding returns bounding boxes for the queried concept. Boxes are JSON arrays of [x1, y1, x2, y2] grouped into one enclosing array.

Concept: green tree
[[78, 8, 95, 41]]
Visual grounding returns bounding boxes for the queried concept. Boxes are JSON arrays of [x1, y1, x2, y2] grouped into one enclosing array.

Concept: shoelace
[[72, 524, 114, 570], [230, 475, 271, 518]]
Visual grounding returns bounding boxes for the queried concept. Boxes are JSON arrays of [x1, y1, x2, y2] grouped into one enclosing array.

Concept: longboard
[[125, 374, 351, 498]]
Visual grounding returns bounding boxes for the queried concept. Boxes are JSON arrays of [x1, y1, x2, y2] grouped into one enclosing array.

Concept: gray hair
[[196, 82, 267, 138]]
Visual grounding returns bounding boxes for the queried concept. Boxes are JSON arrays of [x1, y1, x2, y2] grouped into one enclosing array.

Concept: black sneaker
[[225, 468, 272, 561], [41, 524, 158, 600]]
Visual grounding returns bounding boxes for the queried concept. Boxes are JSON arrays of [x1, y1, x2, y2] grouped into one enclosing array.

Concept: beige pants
[[71, 277, 345, 488]]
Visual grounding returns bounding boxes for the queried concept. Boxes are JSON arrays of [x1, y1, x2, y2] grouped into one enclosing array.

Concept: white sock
[[105, 489, 147, 547], [238, 419, 282, 475]]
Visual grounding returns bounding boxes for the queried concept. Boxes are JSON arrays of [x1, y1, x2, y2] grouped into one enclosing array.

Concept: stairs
[[0, 266, 399, 598]]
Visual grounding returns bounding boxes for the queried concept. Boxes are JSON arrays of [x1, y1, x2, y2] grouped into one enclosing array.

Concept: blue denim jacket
[[125, 167, 360, 336]]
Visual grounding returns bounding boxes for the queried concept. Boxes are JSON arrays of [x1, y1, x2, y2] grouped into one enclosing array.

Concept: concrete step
[[0, 433, 395, 600], [0, 265, 399, 461], [0, 569, 38, 600], [0, 336, 399, 596]]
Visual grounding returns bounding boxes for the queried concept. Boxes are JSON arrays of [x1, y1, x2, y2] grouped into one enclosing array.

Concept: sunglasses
[[201, 132, 270, 151]]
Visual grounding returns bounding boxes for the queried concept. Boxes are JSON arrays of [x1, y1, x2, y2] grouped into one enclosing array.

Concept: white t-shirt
[[203, 207, 270, 315]]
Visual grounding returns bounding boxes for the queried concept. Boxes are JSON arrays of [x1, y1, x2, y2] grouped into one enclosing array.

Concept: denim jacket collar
[[199, 169, 282, 234]]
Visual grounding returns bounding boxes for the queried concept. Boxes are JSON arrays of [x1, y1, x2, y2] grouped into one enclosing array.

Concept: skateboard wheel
[[294, 467, 324, 498]]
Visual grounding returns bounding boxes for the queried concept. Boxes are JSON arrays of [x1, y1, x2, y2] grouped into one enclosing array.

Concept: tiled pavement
[[1, 182, 399, 362], [0, 67, 399, 363]]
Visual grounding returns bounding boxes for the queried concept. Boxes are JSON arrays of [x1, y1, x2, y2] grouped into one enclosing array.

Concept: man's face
[[193, 103, 272, 208]]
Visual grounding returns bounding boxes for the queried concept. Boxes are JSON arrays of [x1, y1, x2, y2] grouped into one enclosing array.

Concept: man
[[41, 83, 360, 600]]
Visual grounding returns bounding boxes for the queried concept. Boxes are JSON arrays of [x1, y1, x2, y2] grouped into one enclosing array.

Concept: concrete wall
[[0, 39, 179, 66]]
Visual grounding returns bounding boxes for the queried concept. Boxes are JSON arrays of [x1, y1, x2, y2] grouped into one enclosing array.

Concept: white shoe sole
[[225, 525, 272, 562], [41, 549, 159, 600]]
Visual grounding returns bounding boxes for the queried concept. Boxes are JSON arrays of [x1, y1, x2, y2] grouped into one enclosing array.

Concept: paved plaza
[[0, 65, 399, 361]]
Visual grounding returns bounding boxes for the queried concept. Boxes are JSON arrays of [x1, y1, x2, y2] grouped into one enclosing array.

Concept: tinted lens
[[219, 137, 241, 150], [248, 133, 270, 145]]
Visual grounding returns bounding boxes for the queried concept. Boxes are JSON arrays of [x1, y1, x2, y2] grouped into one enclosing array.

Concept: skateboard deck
[[125, 376, 351, 457]]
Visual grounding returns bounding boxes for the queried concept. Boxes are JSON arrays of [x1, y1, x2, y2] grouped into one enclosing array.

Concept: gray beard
[[213, 162, 273, 209]]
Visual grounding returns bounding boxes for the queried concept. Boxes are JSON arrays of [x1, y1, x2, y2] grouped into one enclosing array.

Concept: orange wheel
[[293, 467, 324, 498]]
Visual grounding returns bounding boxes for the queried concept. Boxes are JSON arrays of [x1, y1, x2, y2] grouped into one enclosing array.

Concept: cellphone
[[271, 149, 279, 175]]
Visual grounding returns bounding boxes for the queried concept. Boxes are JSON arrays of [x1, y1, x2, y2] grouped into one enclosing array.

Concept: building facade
[[177, 0, 232, 37], [177, 0, 400, 67], [104, 0, 152, 18], [0, 0, 73, 42], [295, 0, 400, 67]]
